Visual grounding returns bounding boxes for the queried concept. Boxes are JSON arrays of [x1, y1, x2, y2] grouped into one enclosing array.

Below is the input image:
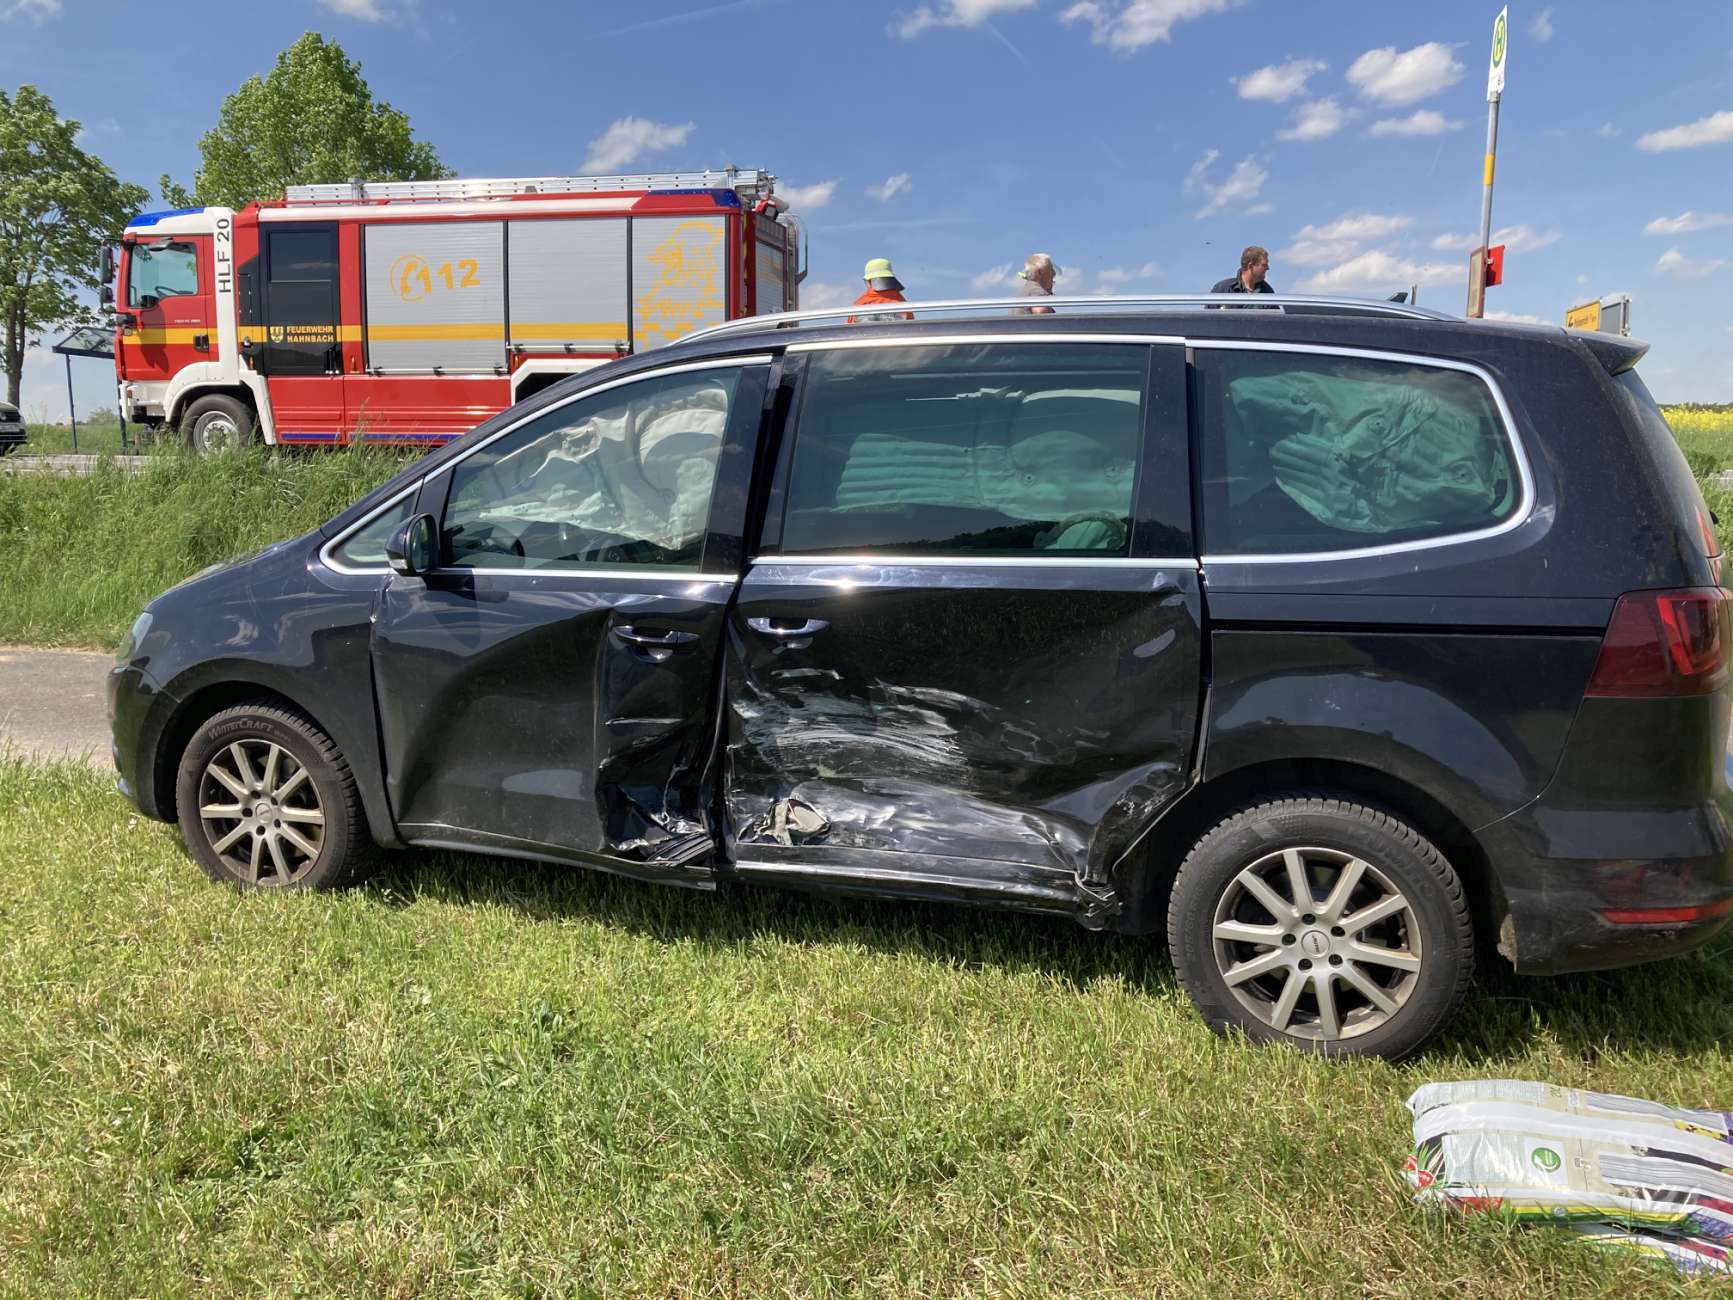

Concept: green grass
[[0, 445, 415, 649], [18, 420, 133, 457], [1, 756, 1726, 1297]]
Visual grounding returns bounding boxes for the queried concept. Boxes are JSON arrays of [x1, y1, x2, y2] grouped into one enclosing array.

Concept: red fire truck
[[104, 169, 802, 450]]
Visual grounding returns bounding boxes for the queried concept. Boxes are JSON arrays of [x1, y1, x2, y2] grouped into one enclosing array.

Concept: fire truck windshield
[[127, 242, 198, 307]]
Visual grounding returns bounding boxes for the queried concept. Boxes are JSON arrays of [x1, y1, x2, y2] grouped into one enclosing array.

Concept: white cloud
[[1243, 201, 1273, 216], [1645, 211, 1733, 236], [1282, 213, 1413, 266], [1430, 224, 1561, 254], [776, 179, 838, 210], [1189, 154, 1266, 218], [1637, 111, 1733, 152], [1096, 261, 1161, 289], [1296, 249, 1462, 294], [1235, 57, 1326, 103], [317, 0, 393, 19], [1656, 247, 1729, 280], [1598, 122, 1619, 139], [799, 282, 855, 310], [1060, 0, 1241, 54], [1, 0, 60, 20], [1183, 148, 1220, 193], [892, 0, 1034, 39], [1277, 98, 1349, 142], [1529, 7, 1555, 43], [970, 264, 1017, 291], [1369, 109, 1464, 137], [1486, 310, 1548, 325], [581, 117, 696, 172], [867, 173, 912, 201], [1346, 42, 1465, 106]]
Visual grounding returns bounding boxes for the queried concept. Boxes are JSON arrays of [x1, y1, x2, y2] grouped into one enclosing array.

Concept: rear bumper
[[1479, 695, 1733, 975]]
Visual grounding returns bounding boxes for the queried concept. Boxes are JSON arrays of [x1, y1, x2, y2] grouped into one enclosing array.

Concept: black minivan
[[109, 296, 1733, 1060]]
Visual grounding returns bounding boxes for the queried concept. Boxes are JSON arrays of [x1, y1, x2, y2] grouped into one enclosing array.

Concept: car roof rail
[[682, 293, 1459, 344]]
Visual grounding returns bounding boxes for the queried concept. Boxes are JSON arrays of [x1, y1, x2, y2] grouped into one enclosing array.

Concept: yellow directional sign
[[1566, 301, 1601, 331]]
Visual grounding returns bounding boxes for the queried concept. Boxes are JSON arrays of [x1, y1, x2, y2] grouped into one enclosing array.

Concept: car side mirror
[[99, 283, 115, 308], [386, 513, 439, 577]]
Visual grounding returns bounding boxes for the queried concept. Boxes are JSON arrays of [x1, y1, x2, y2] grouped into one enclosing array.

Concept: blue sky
[[5, 0, 1732, 416]]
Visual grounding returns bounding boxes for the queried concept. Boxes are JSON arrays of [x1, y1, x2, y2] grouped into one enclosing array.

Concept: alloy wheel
[[196, 739, 325, 885], [1211, 845, 1423, 1041]]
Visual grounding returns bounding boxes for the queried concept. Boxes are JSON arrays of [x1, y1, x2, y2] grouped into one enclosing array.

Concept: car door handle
[[747, 617, 829, 639], [612, 626, 700, 663]]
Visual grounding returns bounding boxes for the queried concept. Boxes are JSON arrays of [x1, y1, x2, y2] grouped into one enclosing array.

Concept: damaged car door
[[371, 356, 769, 883], [725, 339, 1203, 920]]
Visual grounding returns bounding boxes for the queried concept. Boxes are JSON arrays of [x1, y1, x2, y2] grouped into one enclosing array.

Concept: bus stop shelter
[[50, 324, 128, 452]]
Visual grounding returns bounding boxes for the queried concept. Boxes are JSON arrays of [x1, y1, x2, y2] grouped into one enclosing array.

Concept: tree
[[161, 33, 453, 209], [0, 85, 148, 407]]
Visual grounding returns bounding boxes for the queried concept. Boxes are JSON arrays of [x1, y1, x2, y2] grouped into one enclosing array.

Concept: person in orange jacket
[[847, 257, 915, 323]]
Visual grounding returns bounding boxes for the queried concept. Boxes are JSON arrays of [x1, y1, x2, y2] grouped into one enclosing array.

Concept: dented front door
[[370, 358, 769, 881], [724, 340, 1202, 898]]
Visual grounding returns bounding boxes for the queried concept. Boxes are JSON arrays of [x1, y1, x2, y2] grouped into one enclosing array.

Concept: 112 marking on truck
[[104, 169, 803, 450]]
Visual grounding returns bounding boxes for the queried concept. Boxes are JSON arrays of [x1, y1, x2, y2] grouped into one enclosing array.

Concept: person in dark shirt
[[1211, 245, 1273, 294]]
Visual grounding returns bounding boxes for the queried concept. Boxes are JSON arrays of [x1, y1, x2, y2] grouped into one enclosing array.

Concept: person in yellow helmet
[[847, 257, 914, 323]]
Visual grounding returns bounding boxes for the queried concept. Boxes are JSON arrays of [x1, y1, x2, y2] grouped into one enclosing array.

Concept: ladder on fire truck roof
[[281, 168, 779, 205]]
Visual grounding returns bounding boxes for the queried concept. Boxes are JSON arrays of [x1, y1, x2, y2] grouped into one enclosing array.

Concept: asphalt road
[[0, 646, 114, 769]]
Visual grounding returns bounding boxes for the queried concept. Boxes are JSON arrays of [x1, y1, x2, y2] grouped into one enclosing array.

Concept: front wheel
[[174, 703, 369, 889], [1167, 797, 1473, 1061], [181, 394, 255, 455]]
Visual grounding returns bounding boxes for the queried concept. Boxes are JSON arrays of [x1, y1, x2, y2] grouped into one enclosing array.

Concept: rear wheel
[[1167, 797, 1473, 1061], [174, 703, 369, 889], [181, 394, 254, 454]]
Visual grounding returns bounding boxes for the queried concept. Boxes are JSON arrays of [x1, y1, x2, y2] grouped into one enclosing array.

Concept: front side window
[[127, 242, 199, 306], [441, 367, 744, 571], [779, 343, 1148, 557], [1198, 349, 1520, 556]]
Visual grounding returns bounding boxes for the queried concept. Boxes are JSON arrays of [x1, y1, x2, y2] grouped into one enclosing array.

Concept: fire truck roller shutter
[[755, 235, 788, 315], [631, 215, 728, 352], [364, 221, 506, 372], [507, 219, 628, 353]]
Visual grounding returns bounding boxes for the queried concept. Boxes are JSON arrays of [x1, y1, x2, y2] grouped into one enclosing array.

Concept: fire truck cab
[[108, 169, 802, 450]]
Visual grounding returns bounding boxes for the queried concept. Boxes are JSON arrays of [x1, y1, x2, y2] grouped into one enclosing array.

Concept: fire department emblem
[[268, 325, 285, 344], [635, 220, 724, 344]]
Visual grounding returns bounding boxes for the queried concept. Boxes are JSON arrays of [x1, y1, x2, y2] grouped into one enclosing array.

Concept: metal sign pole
[[64, 353, 78, 453], [1469, 6, 1508, 319]]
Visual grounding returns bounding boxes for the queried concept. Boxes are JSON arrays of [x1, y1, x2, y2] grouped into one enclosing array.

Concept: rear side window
[[1197, 349, 1521, 556], [779, 343, 1147, 557]]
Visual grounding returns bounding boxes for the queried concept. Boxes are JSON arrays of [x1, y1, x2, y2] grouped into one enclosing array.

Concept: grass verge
[[3, 757, 1730, 1296], [0, 445, 412, 648]]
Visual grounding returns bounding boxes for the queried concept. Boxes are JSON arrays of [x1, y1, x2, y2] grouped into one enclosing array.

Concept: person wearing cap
[[1015, 253, 1059, 315], [848, 257, 914, 323]]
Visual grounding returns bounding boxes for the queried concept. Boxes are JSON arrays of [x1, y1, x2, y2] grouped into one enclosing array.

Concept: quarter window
[[441, 367, 744, 570], [779, 343, 1147, 556], [1197, 349, 1519, 555], [328, 496, 412, 570]]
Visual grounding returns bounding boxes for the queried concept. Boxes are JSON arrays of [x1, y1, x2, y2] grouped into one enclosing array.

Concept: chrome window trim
[[315, 354, 771, 577], [789, 333, 1186, 352], [1188, 340, 1536, 565], [755, 555, 1198, 569], [317, 481, 424, 576], [426, 569, 732, 584]]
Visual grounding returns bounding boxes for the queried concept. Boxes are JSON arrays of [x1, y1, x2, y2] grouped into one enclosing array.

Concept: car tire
[[1167, 796, 1473, 1061], [174, 703, 370, 890], [181, 394, 254, 455]]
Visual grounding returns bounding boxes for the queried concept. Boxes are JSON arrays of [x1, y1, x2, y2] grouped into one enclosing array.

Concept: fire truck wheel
[[182, 394, 255, 455]]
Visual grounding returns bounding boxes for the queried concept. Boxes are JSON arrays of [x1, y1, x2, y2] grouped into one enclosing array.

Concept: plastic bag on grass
[[1405, 1080, 1733, 1269], [1570, 1225, 1733, 1277]]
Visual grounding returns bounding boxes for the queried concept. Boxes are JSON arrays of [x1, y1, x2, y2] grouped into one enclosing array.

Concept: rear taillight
[[1585, 587, 1732, 698]]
